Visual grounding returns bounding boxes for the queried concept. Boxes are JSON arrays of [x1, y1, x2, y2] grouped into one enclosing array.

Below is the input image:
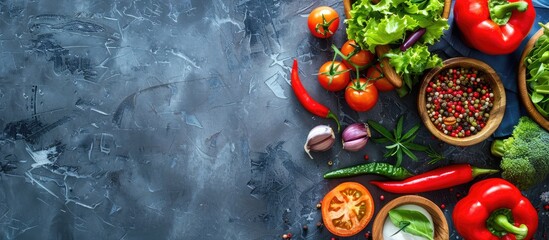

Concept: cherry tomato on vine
[[345, 78, 379, 112], [318, 61, 351, 92], [321, 182, 374, 237], [367, 64, 395, 92], [340, 40, 375, 71], [307, 6, 339, 38]]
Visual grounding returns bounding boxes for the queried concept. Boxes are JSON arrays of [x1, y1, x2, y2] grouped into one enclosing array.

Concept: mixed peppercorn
[[425, 67, 494, 137]]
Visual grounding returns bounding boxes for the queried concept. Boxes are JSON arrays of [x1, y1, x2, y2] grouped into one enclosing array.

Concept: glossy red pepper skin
[[454, 0, 536, 55], [370, 164, 498, 193], [291, 59, 340, 131], [453, 178, 538, 240]]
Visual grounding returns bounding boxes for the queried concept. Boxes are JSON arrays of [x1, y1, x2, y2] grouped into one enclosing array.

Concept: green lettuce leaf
[[363, 15, 418, 51], [404, 0, 444, 16], [346, 0, 448, 96], [385, 45, 442, 75]]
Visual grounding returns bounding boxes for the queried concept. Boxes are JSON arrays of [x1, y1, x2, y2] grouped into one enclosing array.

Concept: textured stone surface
[[0, 1, 547, 239]]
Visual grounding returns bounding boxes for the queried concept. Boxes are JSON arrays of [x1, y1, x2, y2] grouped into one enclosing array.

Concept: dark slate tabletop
[[0, 0, 547, 239]]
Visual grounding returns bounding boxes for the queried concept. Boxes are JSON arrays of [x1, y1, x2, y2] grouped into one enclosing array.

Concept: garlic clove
[[342, 123, 370, 152], [342, 138, 368, 151], [304, 125, 335, 159]]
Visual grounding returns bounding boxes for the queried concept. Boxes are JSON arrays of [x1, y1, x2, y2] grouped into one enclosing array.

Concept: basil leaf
[[389, 209, 434, 240]]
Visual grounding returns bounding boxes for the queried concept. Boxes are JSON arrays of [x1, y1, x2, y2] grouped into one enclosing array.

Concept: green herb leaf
[[396, 148, 403, 167], [426, 145, 445, 165], [391, 221, 411, 236], [401, 145, 418, 161], [389, 208, 434, 240], [525, 22, 549, 116], [402, 142, 429, 151], [369, 117, 428, 167], [402, 124, 420, 142], [395, 116, 404, 140], [367, 120, 395, 141]]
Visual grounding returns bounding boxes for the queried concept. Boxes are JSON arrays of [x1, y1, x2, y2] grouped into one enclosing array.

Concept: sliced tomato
[[321, 182, 374, 237]]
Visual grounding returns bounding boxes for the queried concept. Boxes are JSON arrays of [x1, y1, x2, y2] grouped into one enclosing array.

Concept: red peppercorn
[[426, 87, 433, 93], [380, 195, 385, 201], [440, 204, 446, 209]]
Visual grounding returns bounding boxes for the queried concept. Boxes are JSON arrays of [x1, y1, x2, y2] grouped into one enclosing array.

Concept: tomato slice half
[[321, 182, 374, 237]]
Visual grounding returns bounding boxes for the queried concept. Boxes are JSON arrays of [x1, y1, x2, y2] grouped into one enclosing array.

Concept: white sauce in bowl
[[382, 204, 434, 240]]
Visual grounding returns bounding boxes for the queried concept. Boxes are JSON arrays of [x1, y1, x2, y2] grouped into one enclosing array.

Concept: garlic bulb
[[304, 125, 335, 159], [342, 123, 370, 151]]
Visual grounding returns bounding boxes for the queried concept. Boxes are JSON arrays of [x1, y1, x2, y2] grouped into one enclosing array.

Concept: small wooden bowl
[[518, 25, 549, 131], [418, 57, 506, 146], [372, 195, 449, 240], [342, 0, 452, 88]]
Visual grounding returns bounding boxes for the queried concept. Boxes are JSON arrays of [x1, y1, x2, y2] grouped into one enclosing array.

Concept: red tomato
[[318, 61, 351, 92], [307, 6, 339, 38], [367, 64, 395, 92], [345, 78, 379, 112], [321, 182, 375, 237], [340, 40, 375, 71]]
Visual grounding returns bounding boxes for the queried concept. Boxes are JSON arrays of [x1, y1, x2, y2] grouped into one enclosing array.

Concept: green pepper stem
[[492, 1, 528, 19], [471, 166, 499, 178], [327, 112, 341, 133], [494, 215, 528, 240]]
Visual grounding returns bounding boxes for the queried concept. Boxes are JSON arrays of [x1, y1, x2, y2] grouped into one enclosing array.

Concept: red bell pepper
[[454, 0, 536, 55], [452, 178, 538, 240]]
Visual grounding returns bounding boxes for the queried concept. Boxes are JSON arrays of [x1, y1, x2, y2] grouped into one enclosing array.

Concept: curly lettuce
[[346, 0, 449, 96]]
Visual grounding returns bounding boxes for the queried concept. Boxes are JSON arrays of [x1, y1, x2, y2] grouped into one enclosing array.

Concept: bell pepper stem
[[494, 214, 528, 240], [492, 1, 528, 19], [471, 166, 499, 178]]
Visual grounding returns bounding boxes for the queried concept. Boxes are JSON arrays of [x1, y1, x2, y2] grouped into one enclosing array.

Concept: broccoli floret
[[491, 116, 549, 190]]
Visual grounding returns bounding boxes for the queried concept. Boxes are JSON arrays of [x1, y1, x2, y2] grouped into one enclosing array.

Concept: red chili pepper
[[370, 164, 498, 193], [291, 59, 340, 131], [453, 178, 538, 240], [454, 0, 536, 55]]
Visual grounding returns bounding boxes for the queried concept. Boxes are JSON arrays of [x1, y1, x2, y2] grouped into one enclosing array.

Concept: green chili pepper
[[323, 162, 414, 180]]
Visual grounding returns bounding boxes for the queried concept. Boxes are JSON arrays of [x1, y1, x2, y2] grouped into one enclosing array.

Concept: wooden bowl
[[342, 0, 452, 88], [372, 195, 449, 240], [518, 25, 549, 132], [418, 57, 506, 146]]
